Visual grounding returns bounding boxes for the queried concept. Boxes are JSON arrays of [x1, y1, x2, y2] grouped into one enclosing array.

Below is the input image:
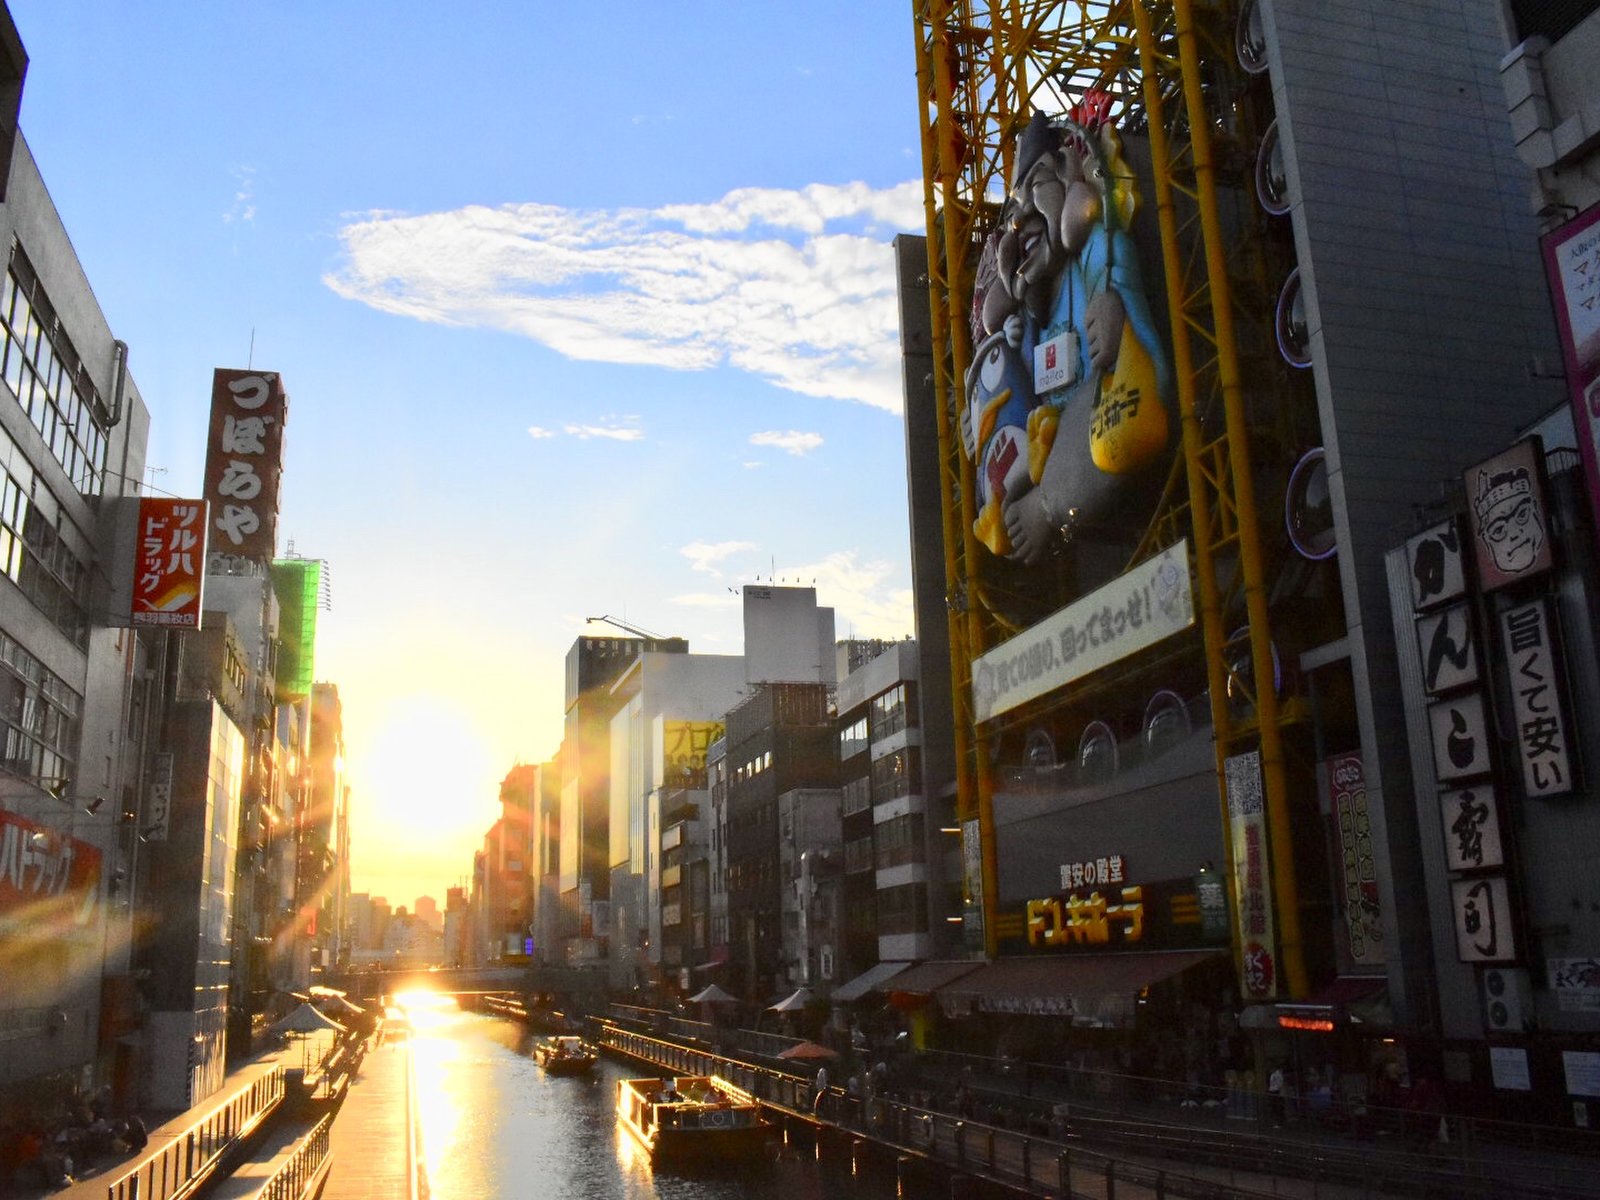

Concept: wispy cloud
[[750, 430, 823, 456], [325, 181, 924, 413], [225, 166, 256, 224], [668, 592, 742, 609], [681, 540, 756, 576], [526, 419, 642, 442], [795, 550, 914, 639]]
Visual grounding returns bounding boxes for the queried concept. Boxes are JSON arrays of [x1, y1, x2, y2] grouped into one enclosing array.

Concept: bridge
[[332, 963, 611, 1003]]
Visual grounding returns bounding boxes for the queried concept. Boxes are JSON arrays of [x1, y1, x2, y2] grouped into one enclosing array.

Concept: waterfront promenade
[[319, 1033, 420, 1200]]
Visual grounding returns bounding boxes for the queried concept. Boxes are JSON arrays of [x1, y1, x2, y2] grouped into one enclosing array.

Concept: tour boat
[[617, 1074, 772, 1162], [533, 1035, 599, 1076]]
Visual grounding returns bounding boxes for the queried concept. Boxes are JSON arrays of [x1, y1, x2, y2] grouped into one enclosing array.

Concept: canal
[[404, 995, 903, 1200]]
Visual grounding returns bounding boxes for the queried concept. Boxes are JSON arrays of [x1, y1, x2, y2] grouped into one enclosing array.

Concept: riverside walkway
[[318, 1032, 420, 1200]]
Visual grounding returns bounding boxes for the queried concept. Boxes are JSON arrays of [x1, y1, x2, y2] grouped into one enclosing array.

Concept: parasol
[[271, 1002, 348, 1036], [688, 984, 737, 1005], [777, 1040, 838, 1061], [768, 987, 813, 1013]]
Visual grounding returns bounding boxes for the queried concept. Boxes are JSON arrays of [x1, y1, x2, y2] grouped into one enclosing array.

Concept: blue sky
[[10, 3, 927, 906]]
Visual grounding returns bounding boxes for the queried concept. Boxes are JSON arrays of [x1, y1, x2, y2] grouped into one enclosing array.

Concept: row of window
[[1, 247, 109, 496], [870, 747, 920, 804], [732, 749, 773, 783], [841, 773, 871, 816], [839, 715, 868, 759], [0, 417, 94, 647], [0, 627, 82, 797]]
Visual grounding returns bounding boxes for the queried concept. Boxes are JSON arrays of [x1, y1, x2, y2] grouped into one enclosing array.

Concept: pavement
[[320, 1032, 420, 1200]]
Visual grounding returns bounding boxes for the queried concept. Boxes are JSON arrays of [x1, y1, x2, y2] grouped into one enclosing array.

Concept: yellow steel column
[[1170, 0, 1306, 997]]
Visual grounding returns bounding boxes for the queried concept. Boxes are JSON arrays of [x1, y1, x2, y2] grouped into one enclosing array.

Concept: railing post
[[1105, 1157, 1116, 1200], [1022, 1137, 1032, 1185], [1057, 1148, 1070, 1198], [954, 1119, 965, 1166]]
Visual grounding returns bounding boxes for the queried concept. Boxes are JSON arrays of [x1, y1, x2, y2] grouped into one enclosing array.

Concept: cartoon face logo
[[1473, 466, 1544, 574]]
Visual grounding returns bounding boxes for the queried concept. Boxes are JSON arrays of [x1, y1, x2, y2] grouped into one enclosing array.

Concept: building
[[0, 4, 171, 1119], [907, 0, 1564, 1084]]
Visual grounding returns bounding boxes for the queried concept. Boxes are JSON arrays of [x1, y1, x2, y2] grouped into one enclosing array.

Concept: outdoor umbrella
[[767, 987, 813, 1013], [687, 984, 737, 1005], [314, 992, 366, 1016], [308, 985, 348, 998], [777, 1040, 838, 1061], [270, 1002, 348, 1071]]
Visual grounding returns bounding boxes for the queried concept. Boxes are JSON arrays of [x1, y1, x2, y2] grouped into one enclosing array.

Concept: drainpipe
[[108, 338, 127, 429]]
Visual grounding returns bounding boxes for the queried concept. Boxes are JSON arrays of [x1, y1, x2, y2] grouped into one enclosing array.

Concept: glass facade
[[195, 705, 243, 1104], [0, 422, 93, 647], [0, 627, 80, 792], [0, 245, 109, 495]]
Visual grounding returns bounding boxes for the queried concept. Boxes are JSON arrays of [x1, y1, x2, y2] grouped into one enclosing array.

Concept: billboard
[[659, 720, 723, 786], [1541, 204, 1600, 555], [203, 369, 287, 563], [1462, 438, 1553, 593], [963, 98, 1174, 595], [0, 808, 102, 936], [131, 498, 207, 628]]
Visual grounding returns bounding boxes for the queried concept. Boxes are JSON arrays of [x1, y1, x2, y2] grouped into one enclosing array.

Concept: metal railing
[[248, 1113, 333, 1200], [104, 1067, 284, 1200]]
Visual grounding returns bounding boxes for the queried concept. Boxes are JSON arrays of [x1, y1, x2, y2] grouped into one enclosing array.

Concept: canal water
[[405, 995, 904, 1200]]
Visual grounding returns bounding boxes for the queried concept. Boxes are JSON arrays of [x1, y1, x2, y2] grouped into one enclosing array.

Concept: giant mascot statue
[[964, 99, 1174, 568]]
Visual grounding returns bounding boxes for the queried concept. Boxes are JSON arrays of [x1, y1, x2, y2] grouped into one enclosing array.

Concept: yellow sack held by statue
[[1089, 321, 1168, 474]]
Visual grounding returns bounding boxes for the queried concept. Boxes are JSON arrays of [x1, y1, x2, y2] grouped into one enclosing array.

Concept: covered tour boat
[[533, 1035, 599, 1076], [617, 1074, 772, 1162]]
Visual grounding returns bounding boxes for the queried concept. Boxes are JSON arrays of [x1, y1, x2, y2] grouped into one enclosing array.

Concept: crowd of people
[[0, 1087, 147, 1194]]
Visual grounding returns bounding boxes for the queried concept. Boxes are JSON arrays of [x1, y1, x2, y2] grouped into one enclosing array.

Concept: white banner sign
[[1500, 597, 1575, 798], [1226, 750, 1278, 1000], [971, 540, 1194, 723]]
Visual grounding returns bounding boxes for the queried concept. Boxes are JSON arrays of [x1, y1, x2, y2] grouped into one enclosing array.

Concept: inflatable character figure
[[968, 99, 1173, 565]]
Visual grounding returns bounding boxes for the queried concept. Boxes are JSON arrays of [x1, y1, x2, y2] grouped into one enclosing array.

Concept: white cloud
[[800, 550, 914, 639], [225, 166, 256, 225], [750, 430, 823, 456], [681, 540, 756, 576], [527, 425, 557, 439], [668, 592, 743, 609], [324, 181, 925, 413], [564, 422, 643, 442]]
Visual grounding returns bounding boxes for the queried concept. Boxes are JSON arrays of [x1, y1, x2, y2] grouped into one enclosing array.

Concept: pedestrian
[[812, 1064, 830, 1114], [1268, 1062, 1287, 1128]]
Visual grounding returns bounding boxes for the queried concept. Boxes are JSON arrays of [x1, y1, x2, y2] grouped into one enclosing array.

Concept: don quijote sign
[[203, 370, 287, 564]]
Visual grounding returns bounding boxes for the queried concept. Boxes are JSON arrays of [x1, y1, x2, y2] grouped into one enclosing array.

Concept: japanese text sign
[[1499, 597, 1575, 798], [1428, 692, 1492, 782], [1405, 518, 1467, 611], [1451, 875, 1516, 963], [971, 539, 1193, 723], [1463, 439, 1553, 592], [0, 808, 102, 935], [203, 369, 287, 563], [1542, 205, 1600, 558], [1226, 750, 1278, 1000], [1438, 784, 1504, 872], [131, 498, 207, 628], [1415, 604, 1477, 695], [1327, 752, 1383, 966]]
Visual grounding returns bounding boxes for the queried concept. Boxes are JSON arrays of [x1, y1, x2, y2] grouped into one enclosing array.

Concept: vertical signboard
[[1451, 875, 1517, 963], [1326, 752, 1384, 966], [203, 370, 287, 563], [1542, 205, 1600, 554], [144, 751, 174, 843], [1499, 597, 1575, 798], [131, 498, 207, 628], [1226, 750, 1278, 1000], [1437, 783, 1505, 872]]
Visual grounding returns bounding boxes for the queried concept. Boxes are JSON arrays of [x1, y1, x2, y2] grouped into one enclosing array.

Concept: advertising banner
[[0, 808, 102, 934], [1498, 596, 1575, 798], [1542, 205, 1600, 555], [659, 720, 724, 786], [131, 498, 207, 628], [971, 539, 1193, 723], [1225, 750, 1278, 1000], [203, 369, 287, 563], [1326, 752, 1384, 966]]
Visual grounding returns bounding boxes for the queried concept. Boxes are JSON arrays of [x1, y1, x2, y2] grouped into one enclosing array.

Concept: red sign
[[1542, 204, 1600, 559], [0, 808, 102, 933], [203, 369, 287, 563], [131, 498, 207, 628]]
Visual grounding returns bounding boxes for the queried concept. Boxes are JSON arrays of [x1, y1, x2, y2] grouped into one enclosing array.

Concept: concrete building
[[0, 5, 168, 1118]]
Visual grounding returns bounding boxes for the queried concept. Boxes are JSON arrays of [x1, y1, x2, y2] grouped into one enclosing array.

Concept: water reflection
[[392, 991, 896, 1199]]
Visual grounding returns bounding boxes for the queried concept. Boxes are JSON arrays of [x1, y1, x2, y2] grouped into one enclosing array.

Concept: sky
[[8, 4, 928, 907]]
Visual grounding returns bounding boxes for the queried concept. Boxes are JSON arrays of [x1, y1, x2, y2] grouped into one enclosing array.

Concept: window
[[0, 246, 109, 495], [0, 424, 92, 646], [839, 715, 868, 760], [877, 882, 929, 936], [870, 748, 920, 804], [0, 628, 81, 794], [841, 774, 871, 816], [870, 684, 915, 739], [874, 812, 925, 870]]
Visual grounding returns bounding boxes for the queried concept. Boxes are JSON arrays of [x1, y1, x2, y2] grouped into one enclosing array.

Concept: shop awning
[[934, 950, 1223, 1025], [882, 959, 985, 999], [1276, 975, 1391, 1030], [832, 961, 911, 1003]]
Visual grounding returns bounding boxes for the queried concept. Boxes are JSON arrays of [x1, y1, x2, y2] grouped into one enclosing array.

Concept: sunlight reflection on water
[[397, 995, 898, 1200]]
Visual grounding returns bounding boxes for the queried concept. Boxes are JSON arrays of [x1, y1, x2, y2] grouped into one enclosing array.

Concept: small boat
[[617, 1074, 772, 1163], [534, 1035, 599, 1076]]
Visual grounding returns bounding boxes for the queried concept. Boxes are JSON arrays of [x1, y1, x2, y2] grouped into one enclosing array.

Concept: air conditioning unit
[[1481, 967, 1533, 1033]]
